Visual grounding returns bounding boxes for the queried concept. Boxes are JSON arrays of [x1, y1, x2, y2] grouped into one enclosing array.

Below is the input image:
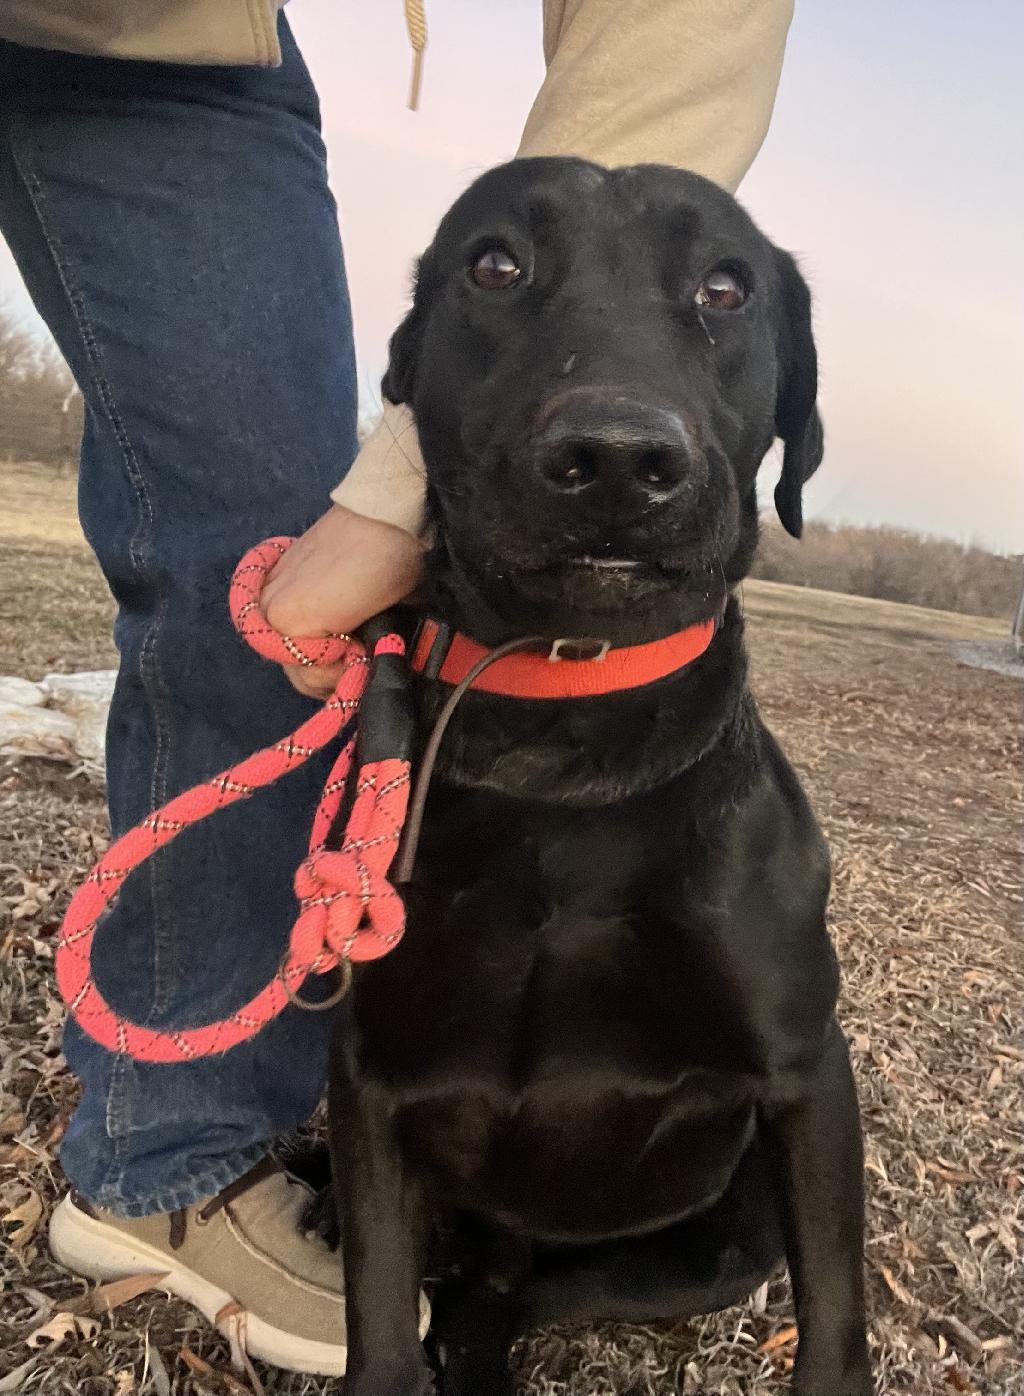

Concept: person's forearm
[[522, 0, 795, 193], [329, 400, 426, 532]]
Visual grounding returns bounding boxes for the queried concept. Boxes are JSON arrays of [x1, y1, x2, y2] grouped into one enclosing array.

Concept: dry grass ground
[[1, 461, 1021, 1395]]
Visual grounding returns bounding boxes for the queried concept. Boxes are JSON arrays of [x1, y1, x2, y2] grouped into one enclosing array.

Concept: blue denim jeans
[[0, 19, 358, 1216]]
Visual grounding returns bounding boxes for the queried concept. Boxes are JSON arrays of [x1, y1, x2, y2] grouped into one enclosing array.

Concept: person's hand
[[260, 504, 426, 699]]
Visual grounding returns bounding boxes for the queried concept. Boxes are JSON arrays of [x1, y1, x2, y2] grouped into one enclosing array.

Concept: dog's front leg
[[762, 1020, 873, 1396], [330, 1075, 433, 1396]]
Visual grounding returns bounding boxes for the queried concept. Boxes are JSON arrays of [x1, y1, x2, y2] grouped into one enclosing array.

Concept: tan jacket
[[0, 1, 792, 190], [0, 2, 286, 66], [0, 0, 796, 534]]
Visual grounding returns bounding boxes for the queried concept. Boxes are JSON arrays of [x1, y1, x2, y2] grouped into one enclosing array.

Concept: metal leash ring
[[278, 954, 352, 1012]]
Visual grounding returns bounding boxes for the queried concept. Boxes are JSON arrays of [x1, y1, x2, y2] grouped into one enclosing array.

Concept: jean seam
[[6, 124, 177, 1165]]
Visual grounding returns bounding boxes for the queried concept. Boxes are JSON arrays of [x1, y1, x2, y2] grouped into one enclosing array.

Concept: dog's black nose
[[534, 400, 691, 507]]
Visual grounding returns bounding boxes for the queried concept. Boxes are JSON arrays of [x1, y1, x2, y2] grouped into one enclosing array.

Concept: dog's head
[[384, 158, 822, 644]]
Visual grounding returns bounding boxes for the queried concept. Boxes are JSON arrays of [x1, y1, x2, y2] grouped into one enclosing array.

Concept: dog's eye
[[695, 267, 747, 311], [471, 248, 522, 290]]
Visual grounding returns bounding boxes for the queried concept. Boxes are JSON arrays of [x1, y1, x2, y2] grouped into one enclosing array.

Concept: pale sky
[[1, 0, 1021, 551]]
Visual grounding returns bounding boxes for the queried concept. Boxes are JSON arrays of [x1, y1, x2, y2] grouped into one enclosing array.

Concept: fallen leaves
[[0, 1355, 39, 1393], [2, 577, 1023, 1395], [964, 1217, 1020, 1259], [994, 1218, 1019, 1259], [144, 1335, 171, 1396], [0, 1139, 34, 1168], [179, 1343, 262, 1396], [1, 1187, 43, 1248], [878, 1263, 915, 1307], [91, 1271, 171, 1315], [757, 1323, 798, 1354], [930, 1314, 987, 1362], [942, 1362, 977, 1392], [925, 1160, 976, 1187], [25, 1310, 100, 1348], [12, 1270, 172, 1367], [0, 1107, 26, 1138]]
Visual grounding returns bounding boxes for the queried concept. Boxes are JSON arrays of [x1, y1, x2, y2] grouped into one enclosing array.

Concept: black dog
[[327, 158, 872, 1396]]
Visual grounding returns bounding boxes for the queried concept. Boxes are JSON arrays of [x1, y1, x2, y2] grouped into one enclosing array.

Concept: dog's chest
[[371, 790, 796, 1075], [353, 796, 807, 1235]]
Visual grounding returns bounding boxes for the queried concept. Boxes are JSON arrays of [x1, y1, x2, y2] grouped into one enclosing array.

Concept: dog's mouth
[[519, 550, 692, 587], [427, 528, 725, 647], [429, 482, 728, 640], [501, 548, 700, 621]]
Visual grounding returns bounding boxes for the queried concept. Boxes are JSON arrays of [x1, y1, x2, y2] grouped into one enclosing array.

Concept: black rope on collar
[[393, 634, 546, 884]]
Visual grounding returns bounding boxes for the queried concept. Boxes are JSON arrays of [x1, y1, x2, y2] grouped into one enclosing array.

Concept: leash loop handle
[[55, 537, 410, 1064]]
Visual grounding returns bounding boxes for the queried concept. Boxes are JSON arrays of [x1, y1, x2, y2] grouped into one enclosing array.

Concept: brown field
[[1, 461, 1021, 1395]]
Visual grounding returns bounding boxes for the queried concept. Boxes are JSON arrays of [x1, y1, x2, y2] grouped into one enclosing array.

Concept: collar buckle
[[547, 636, 611, 663]]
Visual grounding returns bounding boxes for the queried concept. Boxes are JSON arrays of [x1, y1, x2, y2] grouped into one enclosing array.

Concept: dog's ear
[[772, 249, 824, 539], [381, 253, 432, 406]]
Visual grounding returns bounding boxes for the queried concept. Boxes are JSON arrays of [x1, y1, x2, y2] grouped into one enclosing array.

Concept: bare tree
[[753, 518, 1021, 622], [0, 304, 81, 469]]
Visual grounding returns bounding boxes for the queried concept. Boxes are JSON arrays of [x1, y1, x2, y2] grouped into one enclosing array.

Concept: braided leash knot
[[293, 758, 410, 967], [55, 536, 410, 1063]]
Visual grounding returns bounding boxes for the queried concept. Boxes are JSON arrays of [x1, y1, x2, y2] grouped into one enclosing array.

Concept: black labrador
[[327, 158, 872, 1396]]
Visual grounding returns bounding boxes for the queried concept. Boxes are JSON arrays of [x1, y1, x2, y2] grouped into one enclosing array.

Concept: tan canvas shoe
[[49, 1156, 430, 1377]]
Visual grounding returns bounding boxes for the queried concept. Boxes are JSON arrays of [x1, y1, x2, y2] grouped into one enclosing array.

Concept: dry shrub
[[0, 306, 82, 471], [753, 519, 1021, 622]]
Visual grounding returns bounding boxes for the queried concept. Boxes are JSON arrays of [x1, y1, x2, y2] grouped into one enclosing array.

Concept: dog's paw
[[430, 1282, 516, 1396], [300, 1184, 340, 1250], [439, 1349, 515, 1396], [344, 1359, 435, 1396], [792, 1356, 874, 1396]]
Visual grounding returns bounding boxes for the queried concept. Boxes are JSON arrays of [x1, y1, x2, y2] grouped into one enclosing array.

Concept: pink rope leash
[[55, 537, 411, 1064]]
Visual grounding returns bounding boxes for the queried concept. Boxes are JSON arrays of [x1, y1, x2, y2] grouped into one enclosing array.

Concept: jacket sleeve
[[520, 0, 795, 193], [330, 401, 426, 535], [331, 0, 794, 528]]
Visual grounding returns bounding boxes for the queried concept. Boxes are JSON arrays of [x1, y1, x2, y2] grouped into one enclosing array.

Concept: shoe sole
[[50, 1194, 425, 1377]]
